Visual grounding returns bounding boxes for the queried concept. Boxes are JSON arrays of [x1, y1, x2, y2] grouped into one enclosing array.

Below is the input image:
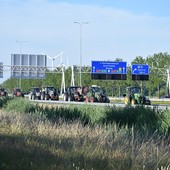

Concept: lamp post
[[16, 40, 27, 89], [74, 21, 89, 86]]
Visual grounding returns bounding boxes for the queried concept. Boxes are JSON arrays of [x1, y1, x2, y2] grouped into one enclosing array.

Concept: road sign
[[132, 64, 149, 75], [91, 61, 127, 74], [11, 54, 47, 79]]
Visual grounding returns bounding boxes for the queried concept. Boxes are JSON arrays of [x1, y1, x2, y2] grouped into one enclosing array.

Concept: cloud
[[0, 0, 170, 70]]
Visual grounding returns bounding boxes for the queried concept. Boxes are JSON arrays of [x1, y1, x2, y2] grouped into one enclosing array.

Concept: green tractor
[[123, 86, 151, 105], [86, 85, 110, 103]]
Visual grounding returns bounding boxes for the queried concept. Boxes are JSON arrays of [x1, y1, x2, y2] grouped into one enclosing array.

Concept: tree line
[[1, 52, 170, 98]]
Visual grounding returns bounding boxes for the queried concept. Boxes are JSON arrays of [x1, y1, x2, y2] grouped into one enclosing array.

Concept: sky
[[0, 0, 170, 83]]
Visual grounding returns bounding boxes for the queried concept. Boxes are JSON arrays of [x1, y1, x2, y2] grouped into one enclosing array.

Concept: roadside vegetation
[[2, 52, 170, 99], [0, 97, 170, 170]]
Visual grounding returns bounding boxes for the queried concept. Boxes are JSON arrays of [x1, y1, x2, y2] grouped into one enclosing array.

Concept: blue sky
[[0, 0, 170, 82]]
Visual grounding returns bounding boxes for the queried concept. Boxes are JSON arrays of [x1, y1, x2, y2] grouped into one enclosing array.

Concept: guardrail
[[9, 93, 170, 103], [108, 97, 170, 102]]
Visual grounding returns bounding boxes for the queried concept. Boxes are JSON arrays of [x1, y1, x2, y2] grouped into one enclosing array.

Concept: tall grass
[[4, 98, 170, 135], [0, 98, 169, 169], [0, 110, 169, 170]]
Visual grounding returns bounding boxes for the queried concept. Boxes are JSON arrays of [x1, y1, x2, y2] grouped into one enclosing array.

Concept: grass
[[0, 111, 170, 170], [0, 98, 169, 170]]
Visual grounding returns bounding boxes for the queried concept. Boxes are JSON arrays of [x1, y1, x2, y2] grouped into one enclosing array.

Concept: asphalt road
[[32, 99, 170, 110]]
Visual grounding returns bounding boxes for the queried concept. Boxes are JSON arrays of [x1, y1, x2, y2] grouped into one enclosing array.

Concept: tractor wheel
[[102, 96, 106, 103], [32, 95, 35, 100], [28, 94, 31, 100], [90, 97, 94, 102], [124, 96, 129, 104], [68, 96, 71, 101], [63, 95, 68, 101], [68, 96, 74, 101], [131, 99, 136, 105], [45, 95, 49, 100], [41, 95, 44, 100]]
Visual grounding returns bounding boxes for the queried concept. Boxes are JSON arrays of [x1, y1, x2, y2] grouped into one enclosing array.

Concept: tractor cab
[[123, 86, 151, 105], [127, 86, 141, 94]]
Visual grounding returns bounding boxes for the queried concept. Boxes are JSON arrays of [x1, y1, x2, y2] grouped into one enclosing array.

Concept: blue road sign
[[132, 64, 149, 75], [91, 61, 127, 74]]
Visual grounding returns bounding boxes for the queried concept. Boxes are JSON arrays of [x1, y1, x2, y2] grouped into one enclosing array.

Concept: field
[[0, 97, 170, 170]]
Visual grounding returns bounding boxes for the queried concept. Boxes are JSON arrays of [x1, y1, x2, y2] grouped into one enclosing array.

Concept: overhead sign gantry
[[131, 64, 149, 80], [11, 54, 47, 79], [91, 61, 127, 80]]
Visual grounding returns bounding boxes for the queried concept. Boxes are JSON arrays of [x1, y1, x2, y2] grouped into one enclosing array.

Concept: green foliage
[[4, 98, 37, 114], [132, 56, 146, 64], [1, 99, 170, 170], [0, 97, 11, 109], [3, 98, 170, 135], [37, 105, 90, 125], [102, 106, 167, 133], [0, 110, 169, 170]]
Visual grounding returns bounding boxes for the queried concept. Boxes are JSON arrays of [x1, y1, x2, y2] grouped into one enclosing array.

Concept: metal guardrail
[[108, 97, 170, 102], [31, 99, 170, 110]]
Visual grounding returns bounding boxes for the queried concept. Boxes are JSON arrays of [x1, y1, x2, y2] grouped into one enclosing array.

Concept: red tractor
[[13, 88, 24, 97], [0, 88, 8, 97]]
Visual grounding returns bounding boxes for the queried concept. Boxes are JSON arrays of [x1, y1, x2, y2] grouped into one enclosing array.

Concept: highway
[[32, 99, 170, 110]]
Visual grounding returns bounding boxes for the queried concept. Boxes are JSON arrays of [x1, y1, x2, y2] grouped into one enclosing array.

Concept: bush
[[0, 97, 11, 109], [3, 98, 170, 135], [4, 98, 37, 114], [102, 106, 167, 133]]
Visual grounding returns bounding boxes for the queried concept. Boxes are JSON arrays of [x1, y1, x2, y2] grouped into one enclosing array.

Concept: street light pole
[[74, 21, 89, 86], [16, 40, 27, 89]]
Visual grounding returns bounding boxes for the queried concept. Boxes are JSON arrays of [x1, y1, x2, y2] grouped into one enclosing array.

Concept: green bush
[[0, 97, 11, 109], [4, 98, 37, 114], [102, 106, 168, 133], [3, 98, 170, 135]]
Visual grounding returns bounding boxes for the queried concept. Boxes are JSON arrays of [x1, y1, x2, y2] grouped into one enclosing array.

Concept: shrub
[[4, 98, 37, 114], [0, 97, 11, 109], [102, 106, 167, 133]]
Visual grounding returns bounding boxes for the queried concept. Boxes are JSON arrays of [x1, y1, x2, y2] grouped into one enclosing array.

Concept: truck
[[123, 86, 151, 105]]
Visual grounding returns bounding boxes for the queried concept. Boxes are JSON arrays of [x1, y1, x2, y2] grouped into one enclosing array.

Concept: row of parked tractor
[[0, 86, 151, 105], [0, 87, 25, 98], [27, 85, 110, 103], [0, 85, 110, 103], [27, 86, 151, 105]]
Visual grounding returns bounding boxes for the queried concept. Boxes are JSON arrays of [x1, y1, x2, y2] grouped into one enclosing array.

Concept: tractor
[[28, 87, 41, 100], [64, 86, 84, 102], [40, 86, 59, 100], [123, 86, 151, 105], [0, 88, 8, 97], [13, 88, 24, 97], [86, 85, 110, 103]]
